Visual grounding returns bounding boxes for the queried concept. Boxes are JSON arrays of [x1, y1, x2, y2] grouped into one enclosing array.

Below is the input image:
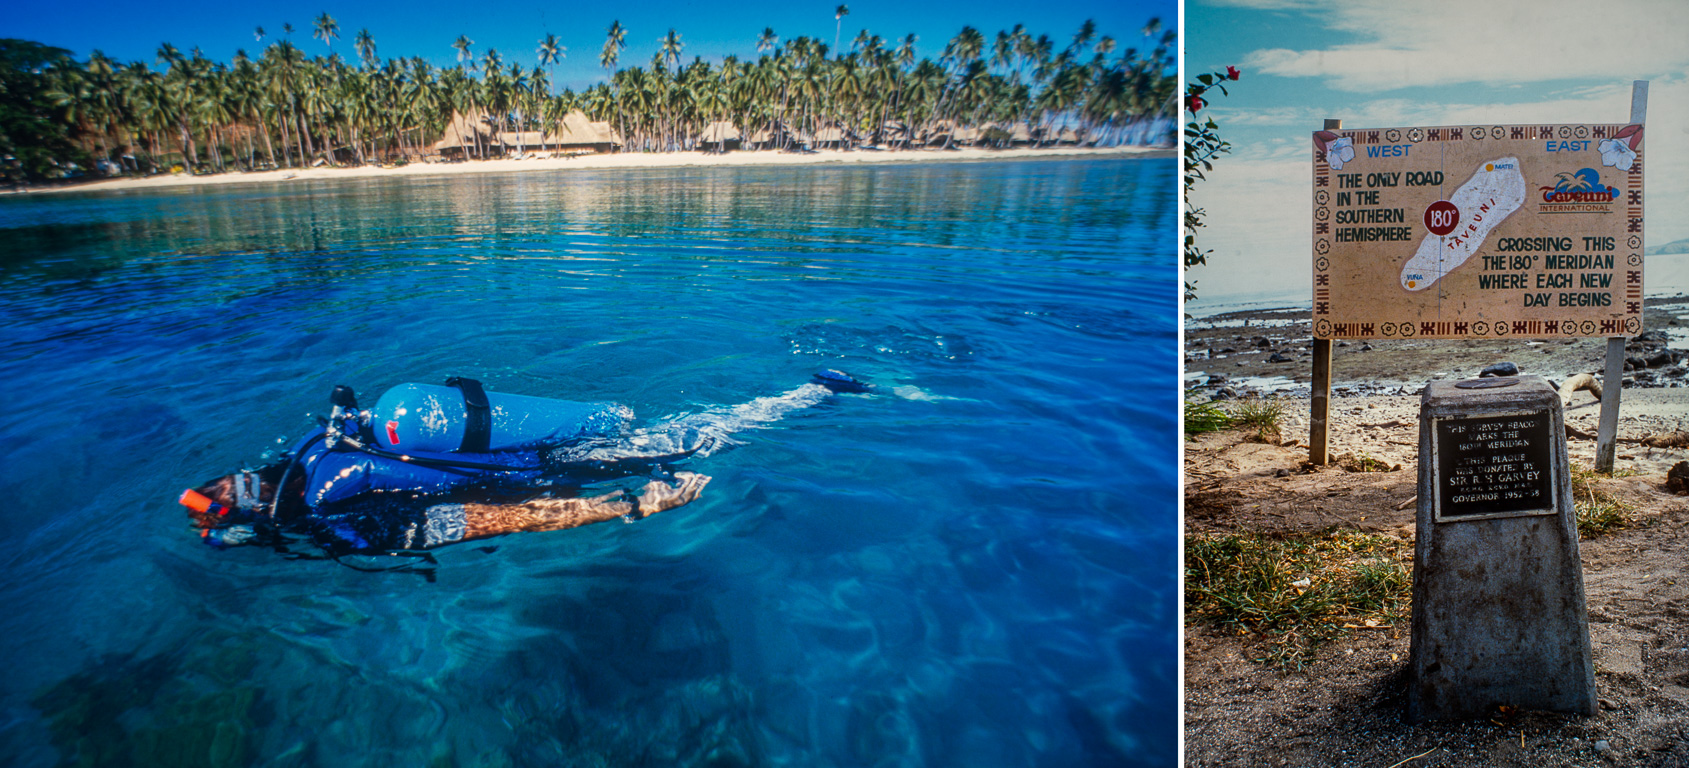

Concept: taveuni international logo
[[1538, 168, 1618, 211]]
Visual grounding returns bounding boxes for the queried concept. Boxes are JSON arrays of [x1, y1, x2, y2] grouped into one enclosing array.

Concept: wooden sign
[[1311, 124, 1645, 339]]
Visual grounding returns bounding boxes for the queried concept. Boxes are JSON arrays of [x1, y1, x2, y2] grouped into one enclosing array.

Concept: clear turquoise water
[[0, 158, 1176, 767]]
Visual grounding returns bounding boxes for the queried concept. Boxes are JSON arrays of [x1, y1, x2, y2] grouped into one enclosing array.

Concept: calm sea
[[0, 158, 1176, 767]]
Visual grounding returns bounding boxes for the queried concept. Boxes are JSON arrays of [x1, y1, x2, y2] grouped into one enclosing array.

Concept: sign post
[[1310, 119, 1340, 465], [1595, 80, 1651, 472]]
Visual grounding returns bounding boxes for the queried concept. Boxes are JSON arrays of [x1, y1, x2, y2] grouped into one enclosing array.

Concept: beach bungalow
[[431, 111, 620, 157], [589, 121, 623, 148], [698, 121, 742, 152], [548, 112, 620, 154], [921, 120, 983, 148], [747, 121, 800, 151], [810, 125, 860, 150], [496, 132, 546, 155], [1056, 127, 1087, 145], [1009, 123, 1035, 146], [432, 111, 499, 159], [868, 120, 912, 149]]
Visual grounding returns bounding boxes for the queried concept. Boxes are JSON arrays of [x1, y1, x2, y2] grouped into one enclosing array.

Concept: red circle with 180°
[[1424, 200, 1460, 236]]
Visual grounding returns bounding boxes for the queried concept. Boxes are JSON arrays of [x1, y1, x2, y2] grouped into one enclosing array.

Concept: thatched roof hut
[[532, 113, 622, 153], [923, 120, 985, 146], [496, 131, 546, 149], [589, 121, 623, 147], [748, 120, 799, 149], [811, 125, 859, 147], [432, 111, 498, 155], [700, 121, 741, 143]]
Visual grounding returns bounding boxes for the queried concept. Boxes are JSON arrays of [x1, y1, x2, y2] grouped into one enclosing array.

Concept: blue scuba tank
[[369, 380, 629, 454]]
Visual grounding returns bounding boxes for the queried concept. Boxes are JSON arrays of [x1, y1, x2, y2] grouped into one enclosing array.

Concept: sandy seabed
[[20, 146, 1164, 195]]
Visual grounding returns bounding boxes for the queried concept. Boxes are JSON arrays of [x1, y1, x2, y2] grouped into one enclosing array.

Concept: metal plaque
[[1433, 410, 1556, 521]]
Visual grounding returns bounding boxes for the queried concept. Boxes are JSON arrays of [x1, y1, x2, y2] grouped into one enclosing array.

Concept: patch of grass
[[1186, 529, 1412, 668], [1568, 463, 1640, 538], [1334, 452, 1397, 473], [1230, 398, 1285, 442], [1576, 499, 1631, 537], [1185, 397, 1232, 438]]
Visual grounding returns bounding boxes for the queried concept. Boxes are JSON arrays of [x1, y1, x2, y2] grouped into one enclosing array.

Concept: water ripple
[[0, 158, 1175, 767]]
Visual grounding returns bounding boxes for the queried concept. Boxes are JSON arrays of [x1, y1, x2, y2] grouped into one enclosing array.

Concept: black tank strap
[[444, 376, 492, 453]]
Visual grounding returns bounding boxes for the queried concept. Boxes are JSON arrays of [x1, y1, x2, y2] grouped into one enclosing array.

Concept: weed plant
[[1569, 463, 1639, 538], [1186, 529, 1411, 668], [1184, 397, 1231, 438], [1230, 398, 1285, 441]]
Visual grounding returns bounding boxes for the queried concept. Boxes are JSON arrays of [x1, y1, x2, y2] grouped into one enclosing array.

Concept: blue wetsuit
[[263, 375, 861, 553]]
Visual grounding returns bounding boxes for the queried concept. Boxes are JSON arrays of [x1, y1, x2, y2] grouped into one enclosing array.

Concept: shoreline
[[15, 146, 1166, 196], [1184, 298, 1689, 399]]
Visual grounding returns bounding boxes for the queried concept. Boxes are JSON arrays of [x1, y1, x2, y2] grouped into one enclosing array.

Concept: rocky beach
[[1186, 297, 1689, 402]]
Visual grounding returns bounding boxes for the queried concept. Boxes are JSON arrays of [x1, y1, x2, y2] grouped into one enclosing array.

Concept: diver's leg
[[443, 472, 711, 541], [552, 371, 870, 465]]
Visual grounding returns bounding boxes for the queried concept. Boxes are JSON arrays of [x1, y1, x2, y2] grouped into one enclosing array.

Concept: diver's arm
[[457, 472, 711, 539]]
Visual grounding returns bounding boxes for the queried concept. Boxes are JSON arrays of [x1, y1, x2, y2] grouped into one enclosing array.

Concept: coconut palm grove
[[0, 14, 1174, 182]]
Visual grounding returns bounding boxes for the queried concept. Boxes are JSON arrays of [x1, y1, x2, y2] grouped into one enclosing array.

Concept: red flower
[[1226, 66, 1242, 80], [1186, 94, 1206, 113]]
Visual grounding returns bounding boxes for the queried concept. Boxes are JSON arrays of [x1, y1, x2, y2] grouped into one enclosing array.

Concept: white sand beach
[[21, 146, 1165, 195]]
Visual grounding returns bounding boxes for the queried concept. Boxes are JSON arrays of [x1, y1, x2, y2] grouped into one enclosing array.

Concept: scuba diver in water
[[180, 371, 870, 560]]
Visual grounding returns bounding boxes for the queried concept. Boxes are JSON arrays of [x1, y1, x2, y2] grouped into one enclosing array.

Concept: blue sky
[[1184, 0, 1689, 305], [5, 0, 1171, 91]]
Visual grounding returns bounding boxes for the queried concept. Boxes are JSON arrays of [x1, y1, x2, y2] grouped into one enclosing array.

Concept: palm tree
[[153, 44, 198, 171], [537, 33, 564, 73], [261, 39, 308, 166], [282, 23, 294, 38], [601, 20, 626, 71], [6, 13, 1183, 178], [254, 26, 266, 43], [355, 29, 377, 69], [834, 5, 849, 56], [660, 30, 684, 69], [1069, 19, 1097, 56], [313, 13, 338, 50]]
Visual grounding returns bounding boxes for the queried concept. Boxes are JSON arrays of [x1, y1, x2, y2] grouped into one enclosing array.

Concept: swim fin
[[814, 369, 873, 394]]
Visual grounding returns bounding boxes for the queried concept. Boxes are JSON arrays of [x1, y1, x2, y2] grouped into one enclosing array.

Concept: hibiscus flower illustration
[[1326, 136, 1356, 170], [1598, 125, 1644, 171], [1598, 139, 1636, 171]]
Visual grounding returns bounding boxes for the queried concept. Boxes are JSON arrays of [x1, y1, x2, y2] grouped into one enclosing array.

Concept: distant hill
[[1646, 238, 1689, 256]]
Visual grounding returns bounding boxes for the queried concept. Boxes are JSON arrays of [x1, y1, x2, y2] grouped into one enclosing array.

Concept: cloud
[[1206, 87, 1636, 130], [1185, 157, 1312, 300], [1236, 0, 1689, 91], [1203, 0, 1324, 8]]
